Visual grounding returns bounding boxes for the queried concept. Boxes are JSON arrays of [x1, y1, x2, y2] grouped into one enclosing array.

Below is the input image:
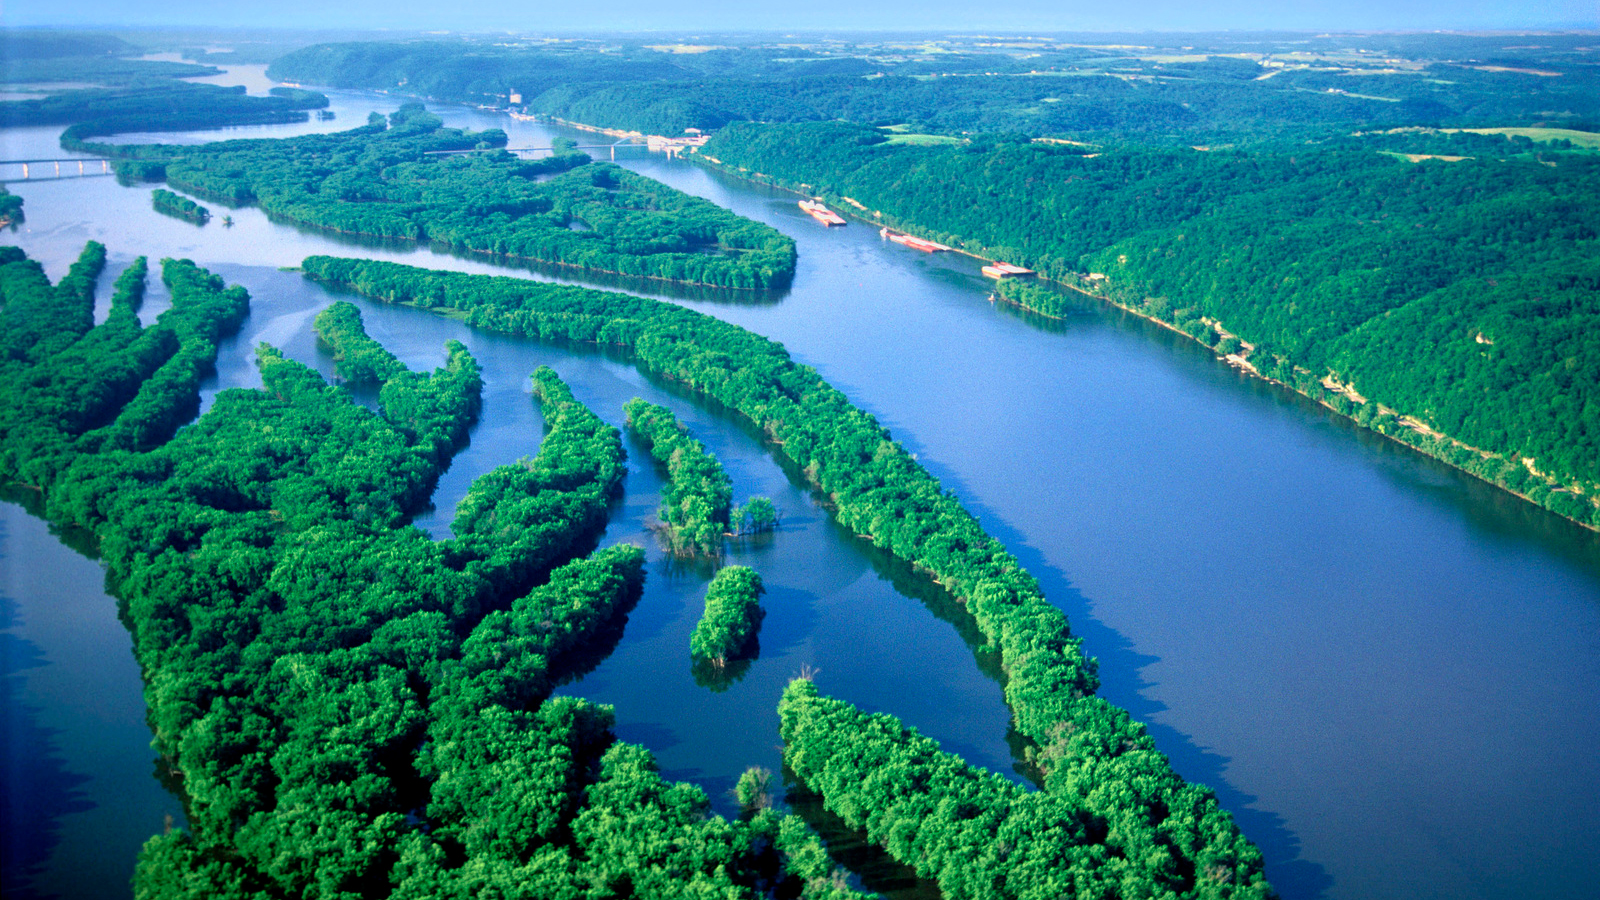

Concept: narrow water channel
[[0, 69, 1596, 900]]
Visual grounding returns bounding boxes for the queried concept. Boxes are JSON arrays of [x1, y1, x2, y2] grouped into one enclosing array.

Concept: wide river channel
[[2, 66, 1597, 900]]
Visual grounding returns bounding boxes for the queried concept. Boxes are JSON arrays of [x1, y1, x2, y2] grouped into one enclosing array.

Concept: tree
[[735, 766, 773, 817], [688, 566, 764, 666], [735, 496, 778, 535]]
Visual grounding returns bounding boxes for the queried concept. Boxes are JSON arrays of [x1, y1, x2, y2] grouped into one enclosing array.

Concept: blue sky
[[5, 0, 1596, 33]]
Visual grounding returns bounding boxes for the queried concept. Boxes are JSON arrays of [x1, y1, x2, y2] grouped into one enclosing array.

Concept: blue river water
[[1, 65, 1596, 900]]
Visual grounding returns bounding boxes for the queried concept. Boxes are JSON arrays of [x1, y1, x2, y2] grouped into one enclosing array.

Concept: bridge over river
[[0, 157, 116, 183], [426, 134, 704, 160]]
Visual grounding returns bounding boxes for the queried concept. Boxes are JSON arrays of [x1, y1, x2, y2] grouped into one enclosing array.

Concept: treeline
[[698, 121, 1600, 528], [300, 254, 1272, 894], [0, 30, 217, 84], [151, 188, 209, 224], [0, 249, 867, 898], [0, 30, 138, 60], [992, 279, 1082, 321], [266, 40, 687, 105], [780, 680, 1269, 899], [2, 56, 219, 84], [0, 82, 327, 137], [1361, 127, 1596, 157], [108, 107, 793, 289], [265, 38, 1600, 145]]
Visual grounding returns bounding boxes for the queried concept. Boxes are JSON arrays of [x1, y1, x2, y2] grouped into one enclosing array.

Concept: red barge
[[799, 199, 847, 226], [879, 227, 951, 252]]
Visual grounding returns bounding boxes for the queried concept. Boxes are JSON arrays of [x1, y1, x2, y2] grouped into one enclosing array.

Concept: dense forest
[[302, 254, 1274, 898], [93, 105, 794, 289], [266, 35, 1600, 144], [697, 121, 1600, 529], [8, 25, 1596, 898], [0, 30, 221, 84], [0, 246, 877, 900], [0, 82, 330, 148], [253, 33, 1600, 526]]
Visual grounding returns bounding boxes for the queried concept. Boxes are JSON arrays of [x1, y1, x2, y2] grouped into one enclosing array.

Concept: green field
[[1451, 126, 1600, 148], [884, 131, 964, 145]]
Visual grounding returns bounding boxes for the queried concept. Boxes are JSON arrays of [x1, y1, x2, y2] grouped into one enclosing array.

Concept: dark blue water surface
[[0, 66, 1596, 900]]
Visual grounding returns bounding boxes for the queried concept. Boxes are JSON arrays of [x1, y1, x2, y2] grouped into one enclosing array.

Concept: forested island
[[150, 188, 209, 223], [0, 245, 881, 900], [1, 81, 331, 162], [1, 82, 328, 131], [87, 104, 795, 290], [690, 565, 765, 666], [302, 253, 1273, 897]]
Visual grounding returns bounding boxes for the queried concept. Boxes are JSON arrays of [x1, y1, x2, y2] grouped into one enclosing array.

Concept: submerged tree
[[736, 766, 774, 817], [735, 496, 779, 536], [691, 653, 755, 693]]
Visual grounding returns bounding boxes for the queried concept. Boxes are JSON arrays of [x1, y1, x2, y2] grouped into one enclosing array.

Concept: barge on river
[[982, 262, 1034, 279], [880, 227, 951, 252], [799, 199, 847, 226]]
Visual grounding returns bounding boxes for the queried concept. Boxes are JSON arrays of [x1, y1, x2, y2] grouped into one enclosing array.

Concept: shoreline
[[686, 150, 1599, 535], [167, 182, 790, 293], [995, 279, 1599, 533], [186, 85, 1591, 536]]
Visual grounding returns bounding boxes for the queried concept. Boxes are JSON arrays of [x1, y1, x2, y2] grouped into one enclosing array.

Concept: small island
[[150, 188, 209, 224], [624, 399, 779, 556], [690, 565, 765, 667]]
